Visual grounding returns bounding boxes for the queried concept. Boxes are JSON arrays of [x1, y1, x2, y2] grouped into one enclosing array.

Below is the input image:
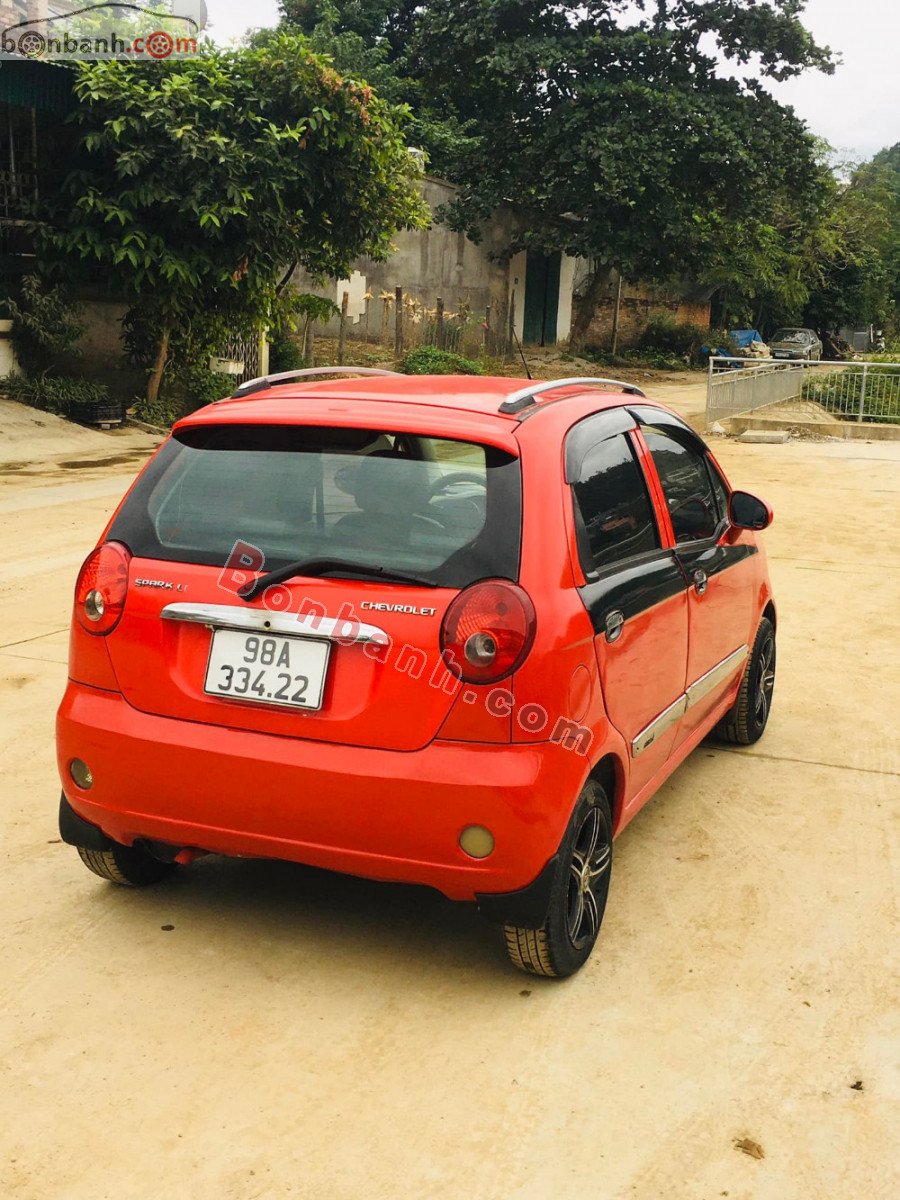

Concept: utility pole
[[610, 271, 624, 357]]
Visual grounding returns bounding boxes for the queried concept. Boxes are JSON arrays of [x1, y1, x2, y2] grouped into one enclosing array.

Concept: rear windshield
[[109, 424, 522, 588]]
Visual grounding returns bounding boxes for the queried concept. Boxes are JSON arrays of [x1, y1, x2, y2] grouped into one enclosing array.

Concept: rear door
[[566, 412, 689, 802], [103, 422, 522, 752], [636, 416, 755, 741]]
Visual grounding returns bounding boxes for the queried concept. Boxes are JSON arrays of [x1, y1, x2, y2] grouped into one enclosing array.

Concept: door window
[[643, 428, 719, 543], [572, 433, 659, 570], [708, 460, 731, 525]]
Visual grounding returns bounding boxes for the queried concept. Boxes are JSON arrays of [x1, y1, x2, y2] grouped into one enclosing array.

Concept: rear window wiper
[[238, 558, 439, 601]]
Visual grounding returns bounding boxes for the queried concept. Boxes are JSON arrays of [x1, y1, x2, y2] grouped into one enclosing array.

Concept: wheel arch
[[587, 752, 626, 835], [762, 598, 777, 632], [475, 749, 625, 929]]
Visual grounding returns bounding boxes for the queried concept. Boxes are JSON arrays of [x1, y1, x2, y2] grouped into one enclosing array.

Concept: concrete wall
[[292, 179, 593, 349], [508, 250, 527, 341], [21, 177, 715, 393], [557, 255, 579, 343], [76, 299, 144, 398], [0, 319, 18, 376], [0, 299, 140, 396], [293, 178, 523, 346]]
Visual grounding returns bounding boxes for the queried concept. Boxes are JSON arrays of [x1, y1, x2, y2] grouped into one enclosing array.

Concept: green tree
[[407, 0, 833, 345], [6, 275, 85, 377], [279, 1, 421, 54], [865, 143, 900, 335], [268, 1, 473, 177], [802, 158, 896, 336], [283, 3, 834, 346], [709, 145, 899, 337], [37, 34, 427, 403]]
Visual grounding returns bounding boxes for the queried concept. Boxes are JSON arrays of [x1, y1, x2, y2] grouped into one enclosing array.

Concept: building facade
[[291, 177, 583, 349]]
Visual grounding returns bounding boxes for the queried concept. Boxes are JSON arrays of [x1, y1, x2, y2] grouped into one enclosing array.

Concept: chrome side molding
[[631, 644, 748, 758], [632, 696, 688, 757], [685, 646, 749, 708], [161, 602, 390, 646]]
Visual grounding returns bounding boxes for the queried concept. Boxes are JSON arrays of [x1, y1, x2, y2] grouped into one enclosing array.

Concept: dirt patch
[[734, 1137, 765, 1160], [59, 453, 149, 470]]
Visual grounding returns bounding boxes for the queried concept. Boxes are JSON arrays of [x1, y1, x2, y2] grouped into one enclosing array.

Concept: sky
[[206, 0, 899, 162]]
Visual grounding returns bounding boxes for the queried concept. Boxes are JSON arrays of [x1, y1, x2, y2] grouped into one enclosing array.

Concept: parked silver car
[[768, 328, 823, 360]]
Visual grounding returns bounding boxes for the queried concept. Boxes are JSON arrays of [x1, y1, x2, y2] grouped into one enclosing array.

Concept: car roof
[[176, 375, 660, 448]]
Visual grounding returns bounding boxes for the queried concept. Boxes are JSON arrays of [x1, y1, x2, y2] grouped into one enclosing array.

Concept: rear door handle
[[605, 610, 625, 643], [693, 569, 708, 596]]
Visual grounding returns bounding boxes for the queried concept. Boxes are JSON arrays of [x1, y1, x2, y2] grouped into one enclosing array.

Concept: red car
[[57, 369, 776, 977]]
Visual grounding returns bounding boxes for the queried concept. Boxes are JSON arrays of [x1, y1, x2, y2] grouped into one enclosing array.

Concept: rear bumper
[[57, 683, 587, 904]]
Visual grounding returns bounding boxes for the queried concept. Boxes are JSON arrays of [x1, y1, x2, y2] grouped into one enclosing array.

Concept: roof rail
[[225, 366, 402, 401], [499, 377, 647, 416]]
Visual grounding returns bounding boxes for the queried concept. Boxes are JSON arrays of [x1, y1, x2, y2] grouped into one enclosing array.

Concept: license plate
[[204, 629, 330, 711]]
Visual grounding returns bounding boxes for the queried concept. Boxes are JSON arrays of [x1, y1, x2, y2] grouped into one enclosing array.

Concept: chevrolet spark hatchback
[[57, 370, 776, 977]]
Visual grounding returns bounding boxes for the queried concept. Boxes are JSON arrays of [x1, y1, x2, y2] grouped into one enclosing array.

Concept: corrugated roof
[[0, 60, 75, 114]]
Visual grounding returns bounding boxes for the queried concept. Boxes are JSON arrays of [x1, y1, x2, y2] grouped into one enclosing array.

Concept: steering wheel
[[428, 471, 487, 501]]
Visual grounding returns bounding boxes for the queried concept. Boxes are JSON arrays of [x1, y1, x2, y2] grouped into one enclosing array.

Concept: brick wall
[[583, 274, 711, 350]]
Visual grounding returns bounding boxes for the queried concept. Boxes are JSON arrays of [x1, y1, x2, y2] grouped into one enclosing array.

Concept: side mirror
[[730, 490, 773, 531]]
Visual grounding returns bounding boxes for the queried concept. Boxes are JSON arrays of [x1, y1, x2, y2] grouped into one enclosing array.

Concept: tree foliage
[[269, 2, 473, 176], [6, 276, 86, 377], [37, 33, 427, 400], [711, 143, 900, 335], [287, 1, 836, 343], [863, 143, 900, 334], [800, 154, 898, 335]]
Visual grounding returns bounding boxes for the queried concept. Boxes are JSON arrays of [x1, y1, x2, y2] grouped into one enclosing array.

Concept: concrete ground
[[1, 396, 897, 1200]]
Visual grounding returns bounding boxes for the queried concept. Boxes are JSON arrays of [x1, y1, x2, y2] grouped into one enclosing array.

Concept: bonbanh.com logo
[[0, 1, 208, 61]]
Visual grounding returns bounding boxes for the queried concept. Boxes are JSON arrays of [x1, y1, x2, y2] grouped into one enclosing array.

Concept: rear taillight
[[441, 580, 536, 684], [74, 542, 131, 635]]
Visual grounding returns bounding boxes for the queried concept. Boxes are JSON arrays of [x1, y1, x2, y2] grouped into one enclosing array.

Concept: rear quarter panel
[[507, 403, 630, 831]]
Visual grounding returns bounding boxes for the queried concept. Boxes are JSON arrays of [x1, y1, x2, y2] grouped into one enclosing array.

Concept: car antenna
[[511, 326, 533, 380]]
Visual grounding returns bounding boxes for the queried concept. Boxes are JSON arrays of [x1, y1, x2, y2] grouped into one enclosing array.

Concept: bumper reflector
[[459, 825, 495, 860], [69, 759, 94, 790]]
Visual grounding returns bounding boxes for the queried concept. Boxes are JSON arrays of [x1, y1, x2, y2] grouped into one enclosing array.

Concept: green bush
[[179, 363, 235, 411], [401, 346, 483, 375], [268, 290, 339, 371], [131, 361, 234, 427], [6, 276, 86, 376], [268, 327, 306, 373], [803, 366, 900, 424], [2, 372, 111, 416], [638, 314, 710, 363]]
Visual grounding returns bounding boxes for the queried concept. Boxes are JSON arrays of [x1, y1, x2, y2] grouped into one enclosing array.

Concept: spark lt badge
[[361, 601, 437, 617], [135, 579, 186, 591]]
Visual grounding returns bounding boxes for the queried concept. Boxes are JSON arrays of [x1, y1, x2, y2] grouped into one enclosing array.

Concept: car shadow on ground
[[103, 851, 517, 980], [68, 752, 720, 986]]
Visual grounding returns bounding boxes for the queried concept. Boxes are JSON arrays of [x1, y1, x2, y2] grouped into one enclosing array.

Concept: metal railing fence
[[706, 358, 900, 426]]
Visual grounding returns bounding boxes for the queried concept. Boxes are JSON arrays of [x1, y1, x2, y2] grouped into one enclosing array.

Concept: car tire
[[77, 843, 176, 887], [714, 617, 776, 745], [503, 782, 612, 979]]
